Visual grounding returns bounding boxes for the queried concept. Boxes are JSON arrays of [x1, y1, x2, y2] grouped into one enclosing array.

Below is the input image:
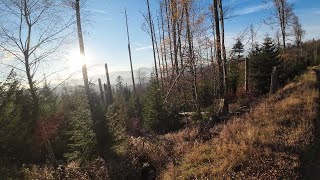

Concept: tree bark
[[125, 9, 136, 95], [146, 0, 159, 83]]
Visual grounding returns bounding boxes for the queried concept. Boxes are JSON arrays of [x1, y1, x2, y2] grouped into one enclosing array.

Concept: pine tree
[[62, 88, 98, 162], [143, 78, 180, 134], [250, 36, 279, 94], [229, 39, 244, 95]]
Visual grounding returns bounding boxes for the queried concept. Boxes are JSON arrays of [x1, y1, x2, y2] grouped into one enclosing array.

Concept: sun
[[67, 50, 86, 71]]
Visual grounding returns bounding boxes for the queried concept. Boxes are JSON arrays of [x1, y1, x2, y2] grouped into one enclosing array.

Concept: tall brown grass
[[161, 69, 319, 179]]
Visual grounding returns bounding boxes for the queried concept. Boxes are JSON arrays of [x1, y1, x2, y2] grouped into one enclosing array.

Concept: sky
[[0, 0, 319, 85], [77, 0, 320, 74]]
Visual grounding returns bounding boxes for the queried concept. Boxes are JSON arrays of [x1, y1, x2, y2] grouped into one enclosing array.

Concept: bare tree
[[0, 0, 74, 118], [292, 15, 305, 48], [267, 0, 295, 49], [146, 0, 159, 83], [136, 68, 147, 88], [124, 8, 136, 94], [213, 0, 228, 114]]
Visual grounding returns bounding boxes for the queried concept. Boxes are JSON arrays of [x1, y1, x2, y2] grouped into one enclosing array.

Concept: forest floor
[[148, 67, 320, 179], [303, 69, 320, 179], [19, 68, 320, 179]]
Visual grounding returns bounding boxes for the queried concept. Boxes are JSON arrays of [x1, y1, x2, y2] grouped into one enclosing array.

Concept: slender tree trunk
[[164, 0, 174, 75], [213, 0, 223, 96], [171, 0, 179, 75], [218, 0, 227, 96], [146, 0, 159, 83], [157, 13, 166, 81], [177, 8, 185, 70], [160, 3, 169, 77], [185, 0, 200, 115], [105, 63, 113, 106], [75, 0, 106, 158], [152, 18, 164, 89], [270, 66, 279, 94], [125, 9, 136, 95], [244, 58, 249, 93], [213, 0, 228, 114], [98, 78, 106, 106]]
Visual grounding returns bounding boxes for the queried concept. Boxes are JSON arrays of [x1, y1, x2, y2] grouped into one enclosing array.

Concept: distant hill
[[52, 67, 153, 95], [92, 67, 153, 86]]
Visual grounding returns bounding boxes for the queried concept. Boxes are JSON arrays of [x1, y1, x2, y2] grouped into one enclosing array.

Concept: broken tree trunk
[[270, 66, 279, 94], [105, 63, 113, 106], [98, 78, 106, 106], [244, 57, 249, 93]]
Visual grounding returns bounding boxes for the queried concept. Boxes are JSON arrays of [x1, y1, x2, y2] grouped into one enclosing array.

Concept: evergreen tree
[[143, 78, 180, 134], [232, 38, 244, 59], [229, 39, 244, 95], [0, 71, 36, 165], [62, 88, 98, 162], [250, 36, 279, 94]]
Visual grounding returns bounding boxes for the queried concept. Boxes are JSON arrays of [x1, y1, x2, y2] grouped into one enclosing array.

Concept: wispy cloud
[[135, 46, 153, 52], [133, 42, 143, 46], [85, 9, 107, 14], [313, 9, 320, 15], [235, 3, 272, 16]]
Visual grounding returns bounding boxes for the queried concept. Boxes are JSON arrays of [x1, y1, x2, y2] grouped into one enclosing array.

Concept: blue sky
[[74, 0, 320, 73]]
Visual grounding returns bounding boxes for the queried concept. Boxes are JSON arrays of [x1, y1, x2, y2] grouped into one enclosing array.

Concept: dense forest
[[1, 0, 320, 179]]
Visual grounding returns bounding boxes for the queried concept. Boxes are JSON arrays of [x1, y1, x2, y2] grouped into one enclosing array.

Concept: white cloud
[[135, 45, 153, 52], [85, 9, 107, 14], [235, 3, 272, 16], [133, 42, 143, 46]]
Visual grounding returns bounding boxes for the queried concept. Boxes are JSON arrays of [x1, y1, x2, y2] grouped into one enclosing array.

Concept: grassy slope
[[161, 69, 319, 179]]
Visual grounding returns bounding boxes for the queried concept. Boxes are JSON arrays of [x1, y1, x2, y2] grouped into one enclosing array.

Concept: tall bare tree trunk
[[164, 0, 174, 75], [125, 9, 136, 94], [213, 0, 223, 95], [146, 0, 159, 83], [157, 14, 166, 81], [105, 63, 113, 106], [160, 3, 169, 77], [213, 0, 228, 114], [171, 0, 179, 75], [152, 18, 164, 89], [75, 0, 106, 158], [98, 78, 106, 106], [185, 0, 200, 115], [218, 0, 227, 96], [244, 58, 249, 93]]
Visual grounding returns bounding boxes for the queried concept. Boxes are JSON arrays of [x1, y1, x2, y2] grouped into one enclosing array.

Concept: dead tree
[[105, 63, 113, 106], [146, 0, 159, 83], [268, 0, 295, 49], [164, 0, 174, 74], [244, 58, 249, 93], [75, 0, 106, 158], [218, 0, 228, 89], [160, 2, 169, 77], [171, 0, 180, 75], [270, 66, 279, 94], [98, 78, 106, 106], [124, 9, 136, 94], [213, 0, 228, 114]]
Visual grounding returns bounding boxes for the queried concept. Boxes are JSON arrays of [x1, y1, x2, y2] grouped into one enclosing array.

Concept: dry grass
[[160, 69, 319, 179]]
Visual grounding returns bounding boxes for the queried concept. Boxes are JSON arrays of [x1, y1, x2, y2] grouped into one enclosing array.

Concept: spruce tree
[[229, 39, 245, 95], [250, 36, 279, 94]]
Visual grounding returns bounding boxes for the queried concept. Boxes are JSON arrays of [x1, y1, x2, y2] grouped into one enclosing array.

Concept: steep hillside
[[160, 69, 319, 179]]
